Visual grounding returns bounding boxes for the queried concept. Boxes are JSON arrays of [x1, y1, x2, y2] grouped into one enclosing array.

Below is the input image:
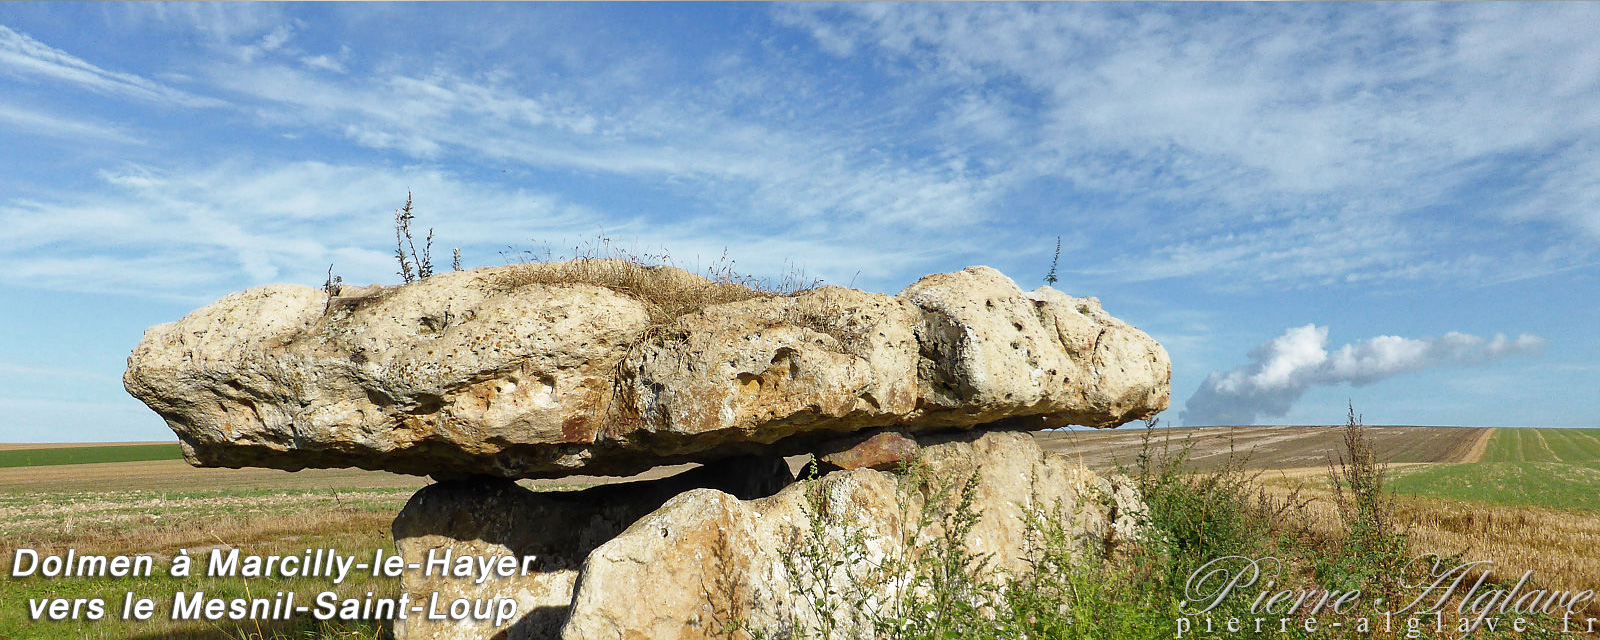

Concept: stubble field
[[1039, 424, 1600, 623], [3, 426, 1599, 638]]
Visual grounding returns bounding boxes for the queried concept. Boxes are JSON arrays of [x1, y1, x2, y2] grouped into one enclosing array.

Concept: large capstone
[[125, 264, 1169, 478]]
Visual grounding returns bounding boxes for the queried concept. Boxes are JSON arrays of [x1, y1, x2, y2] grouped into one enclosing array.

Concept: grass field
[[1389, 427, 1600, 511], [1479, 427, 1600, 462], [0, 443, 181, 468]]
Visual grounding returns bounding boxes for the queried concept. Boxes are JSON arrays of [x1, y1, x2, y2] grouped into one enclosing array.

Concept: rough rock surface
[[816, 431, 921, 471], [389, 431, 1142, 640], [125, 263, 1169, 478], [392, 456, 795, 640], [559, 431, 1145, 639]]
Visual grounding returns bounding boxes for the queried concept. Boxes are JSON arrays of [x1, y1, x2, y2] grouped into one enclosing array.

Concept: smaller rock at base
[[560, 431, 1149, 640], [817, 431, 921, 471], [392, 455, 794, 640]]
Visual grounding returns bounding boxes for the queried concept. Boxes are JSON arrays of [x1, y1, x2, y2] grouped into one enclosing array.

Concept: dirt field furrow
[[1464, 427, 1496, 462], [1033, 425, 1489, 473]]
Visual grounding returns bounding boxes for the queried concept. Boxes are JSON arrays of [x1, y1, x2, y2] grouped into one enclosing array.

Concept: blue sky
[[1, 3, 1596, 441]]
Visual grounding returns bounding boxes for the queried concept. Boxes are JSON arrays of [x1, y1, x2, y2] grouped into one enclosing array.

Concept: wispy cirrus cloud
[[3, 15, 995, 296], [299, 53, 346, 74], [0, 25, 222, 107], [2, 4, 1596, 440], [6, 5, 1598, 300], [0, 161, 594, 300], [776, 3, 1600, 288], [0, 16, 1002, 298], [205, 60, 997, 232], [0, 157, 978, 301], [0, 101, 143, 144]]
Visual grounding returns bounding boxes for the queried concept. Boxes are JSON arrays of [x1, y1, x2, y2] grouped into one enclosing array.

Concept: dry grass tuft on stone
[[495, 258, 772, 327], [492, 238, 820, 327], [386, 196, 818, 327]]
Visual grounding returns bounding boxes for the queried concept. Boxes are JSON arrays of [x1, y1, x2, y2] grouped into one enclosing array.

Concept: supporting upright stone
[[392, 456, 793, 640], [560, 431, 1147, 640]]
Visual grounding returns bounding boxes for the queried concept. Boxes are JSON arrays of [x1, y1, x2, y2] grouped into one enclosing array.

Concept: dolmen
[[126, 263, 1169, 639]]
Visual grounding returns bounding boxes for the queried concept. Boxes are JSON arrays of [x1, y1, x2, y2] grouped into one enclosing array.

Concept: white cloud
[[198, 56, 1001, 238], [0, 101, 143, 144], [11, 5, 1597, 299], [259, 24, 293, 52], [775, 4, 1600, 286], [300, 54, 345, 74], [0, 25, 223, 107], [0, 155, 994, 302], [117, 2, 290, 51], [234, 23, 296, 63], [0, 161, 594, 299], [1181, 324, 1547, 425]]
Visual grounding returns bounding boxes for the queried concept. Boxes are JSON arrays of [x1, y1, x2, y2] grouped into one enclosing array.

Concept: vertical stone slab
[[560, 431, 1147, 639], [393, 457, 794, 640]]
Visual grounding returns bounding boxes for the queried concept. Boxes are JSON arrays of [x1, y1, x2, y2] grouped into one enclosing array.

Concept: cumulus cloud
[[1181, 325, 1546, 426]]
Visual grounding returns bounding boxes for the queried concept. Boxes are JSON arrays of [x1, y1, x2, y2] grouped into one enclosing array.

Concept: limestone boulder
[[816, 431, 921, 471], [560, 431, 1147, 639], [125, 263, 1168, 478], [392, 455, 795, 640]]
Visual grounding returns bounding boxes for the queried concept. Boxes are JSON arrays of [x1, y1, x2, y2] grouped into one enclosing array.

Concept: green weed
[[720, 413, 1584, 639]]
